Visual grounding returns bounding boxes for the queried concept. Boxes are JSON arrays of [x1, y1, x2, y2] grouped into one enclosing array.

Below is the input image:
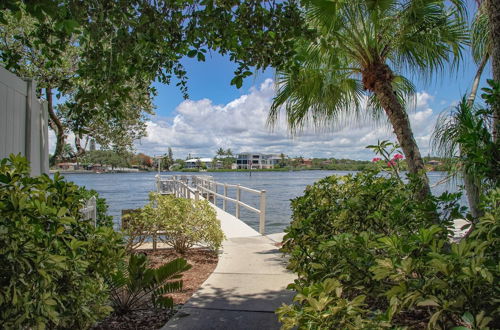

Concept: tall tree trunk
[[46, 88, 65, 166], [367, 64, 432, 202], [74, 136, 87, 158], [464, 56, 488, 218], [467, 54, 489, 106], [487, 0, 500, 141]]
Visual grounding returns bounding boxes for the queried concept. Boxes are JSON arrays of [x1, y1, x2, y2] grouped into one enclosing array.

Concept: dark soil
[[92, 248, 218, 330]]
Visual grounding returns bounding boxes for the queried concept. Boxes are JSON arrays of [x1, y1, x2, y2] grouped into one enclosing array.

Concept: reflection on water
[[59, 171, 462, 234]]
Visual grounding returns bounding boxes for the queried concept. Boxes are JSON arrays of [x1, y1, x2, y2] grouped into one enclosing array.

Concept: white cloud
[[132, 81, 444, 160], [48, 81, 443, 160]]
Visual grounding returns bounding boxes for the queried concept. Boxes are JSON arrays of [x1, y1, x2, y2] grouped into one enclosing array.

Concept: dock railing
[[80, 196, 97, 227], [156, 175, 267, 234]]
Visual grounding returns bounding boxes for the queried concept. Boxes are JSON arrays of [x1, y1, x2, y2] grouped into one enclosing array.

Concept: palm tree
[[269, 0, 467, 200], [216, 147, 225, 158], [432, 97, 494, 218]]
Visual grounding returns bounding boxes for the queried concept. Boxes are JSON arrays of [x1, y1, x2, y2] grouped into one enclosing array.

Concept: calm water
[[60, 171, 460, 234]]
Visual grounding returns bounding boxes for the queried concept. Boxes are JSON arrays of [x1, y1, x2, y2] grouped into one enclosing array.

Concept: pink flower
[[387, 160, 396, 167], [393, 153, 404, 160], [372, 157, 381, 162]]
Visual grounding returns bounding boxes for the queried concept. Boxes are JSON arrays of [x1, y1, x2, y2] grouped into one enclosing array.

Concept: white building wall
[[0, 67, 49, 175]]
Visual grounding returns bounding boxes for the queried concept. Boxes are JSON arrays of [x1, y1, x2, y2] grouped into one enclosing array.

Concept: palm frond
[[471, 9, 490, 64], [393, 0, 468, 81], [431, 96, 480, 159]]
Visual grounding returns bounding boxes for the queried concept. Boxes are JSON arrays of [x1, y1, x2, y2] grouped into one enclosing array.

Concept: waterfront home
[[185, 158, 221, 169], [235, 153, 283, 169], [56, 162, 79, 170], [299, 158, 313, 167]]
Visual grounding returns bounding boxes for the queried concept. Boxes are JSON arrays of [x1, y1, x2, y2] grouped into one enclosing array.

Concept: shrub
[[123, 194, 225, 254], [122, 208, 159, 252], [0, 154, 125, 329], [279, 169, 499, 329], [277, 278, 389, 329], [108, 253, 191, 314], [283, 170, 457, 282], [147, 193, 225, 253]]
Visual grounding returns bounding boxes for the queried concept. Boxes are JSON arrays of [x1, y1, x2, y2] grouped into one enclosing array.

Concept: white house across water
[[185, 158, 221, 169], [235, 153, 283, 169]]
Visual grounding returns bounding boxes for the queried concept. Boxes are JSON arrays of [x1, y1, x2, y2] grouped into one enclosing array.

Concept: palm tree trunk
[[369, 67, 432, 202], [487, 0, 500, 142], [463, 169, 482, 218], [467, 54, 489, 106], [46, 88, 65, 166]]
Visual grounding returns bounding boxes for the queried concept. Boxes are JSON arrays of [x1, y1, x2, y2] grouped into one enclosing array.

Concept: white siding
[[0, 67, 48, 175]]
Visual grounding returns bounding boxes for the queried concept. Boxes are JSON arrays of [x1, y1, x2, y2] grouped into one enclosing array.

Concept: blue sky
[[133, 48, 491, 160]]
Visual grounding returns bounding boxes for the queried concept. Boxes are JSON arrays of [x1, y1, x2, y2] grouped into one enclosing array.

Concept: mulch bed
[[92, 248, 218, 330]]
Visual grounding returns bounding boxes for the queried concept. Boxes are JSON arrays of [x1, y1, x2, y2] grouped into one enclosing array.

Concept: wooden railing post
[[213, 181, 216, 205], [195, 190, 199, 201], [259, 190, 266, 234], [223, 184, 227, 211], [236, 185, 241, 218]]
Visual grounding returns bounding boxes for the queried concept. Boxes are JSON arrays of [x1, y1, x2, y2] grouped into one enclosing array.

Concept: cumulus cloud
[[133, 80, 442, 160]]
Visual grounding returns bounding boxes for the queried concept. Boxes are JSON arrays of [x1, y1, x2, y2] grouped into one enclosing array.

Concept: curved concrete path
[[162, 207, 296, 330]]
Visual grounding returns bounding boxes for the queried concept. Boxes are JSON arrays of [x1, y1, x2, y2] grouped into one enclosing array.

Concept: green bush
[[279, 170, 498, 329], [0, 154, 125, 329], [122, 208, 161, 252], [147, 193, 225, 253], [124, 194, 225, 254], [109, 253, 191, 314], [283, 170, 456, 282]]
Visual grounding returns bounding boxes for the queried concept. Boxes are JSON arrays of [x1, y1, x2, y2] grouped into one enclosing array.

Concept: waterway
[[60, 170, 461, 234]]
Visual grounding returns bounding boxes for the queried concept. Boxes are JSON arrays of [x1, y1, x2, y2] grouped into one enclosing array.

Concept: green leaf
[[461, 312, 474, 324], [230, 76, 243, 89], [57, 207, 68, 217], [417, 299, 440, 307]]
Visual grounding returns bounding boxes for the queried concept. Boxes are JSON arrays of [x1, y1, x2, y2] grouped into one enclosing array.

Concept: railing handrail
[[155, 174, 267, 234]]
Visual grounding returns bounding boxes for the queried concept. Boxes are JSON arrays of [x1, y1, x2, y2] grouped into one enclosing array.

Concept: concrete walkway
[[162, 208, 296, 330]]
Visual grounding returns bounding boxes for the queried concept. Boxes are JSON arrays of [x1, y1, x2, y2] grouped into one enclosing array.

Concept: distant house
[[299, 158, 313, 167], [56, 162, 79, 170], [185, 158, 221, 169], [235, 153, 283, 169]]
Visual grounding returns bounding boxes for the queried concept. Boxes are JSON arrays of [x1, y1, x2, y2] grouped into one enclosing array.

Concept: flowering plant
[[367, 140, 404, 180]]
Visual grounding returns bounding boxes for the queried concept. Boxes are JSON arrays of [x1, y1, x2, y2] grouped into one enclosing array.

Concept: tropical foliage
[[278, 167, 499, 329], [0, 154, 125, 329], [0, 10, 154, 164], [432, 82, 499, 218], [108, 253, 191, 314], [0, 0, 306, 163], [269, 0, 468, 200]]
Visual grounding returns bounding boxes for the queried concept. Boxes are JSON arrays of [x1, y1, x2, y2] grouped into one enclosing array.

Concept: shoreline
[[51, 168, 447, 174]]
